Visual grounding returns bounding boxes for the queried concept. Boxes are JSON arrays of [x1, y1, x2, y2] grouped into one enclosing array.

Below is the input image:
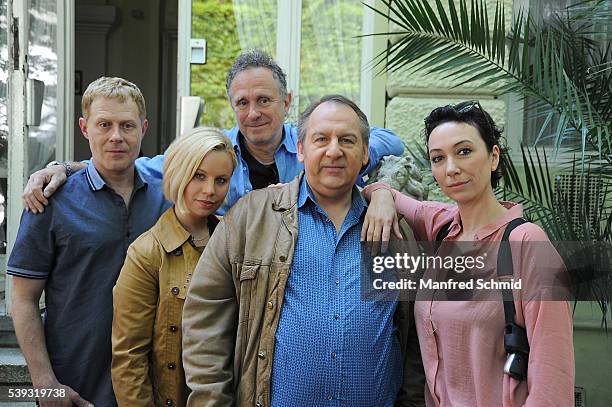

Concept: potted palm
[[367, 0, 611, 312]]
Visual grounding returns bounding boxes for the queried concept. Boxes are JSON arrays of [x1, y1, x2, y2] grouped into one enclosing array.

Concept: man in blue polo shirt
[[22, 50, 403, 215], [8, 77, 168, 407]]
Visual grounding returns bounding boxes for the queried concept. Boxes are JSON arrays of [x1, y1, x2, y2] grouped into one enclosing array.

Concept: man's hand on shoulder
[[22, 164, 71, 213]]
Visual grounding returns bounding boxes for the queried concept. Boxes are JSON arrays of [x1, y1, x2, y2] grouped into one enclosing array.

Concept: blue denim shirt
[[7, 162, 168, 407], [270, 177, 402, 407], [134, 122, 404, 214]]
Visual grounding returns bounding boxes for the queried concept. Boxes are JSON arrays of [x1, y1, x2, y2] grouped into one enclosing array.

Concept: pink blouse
[[364, 183, 575, 407]]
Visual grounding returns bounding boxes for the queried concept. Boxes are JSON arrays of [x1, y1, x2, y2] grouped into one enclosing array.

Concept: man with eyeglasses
[[21, 50, 404, 214]]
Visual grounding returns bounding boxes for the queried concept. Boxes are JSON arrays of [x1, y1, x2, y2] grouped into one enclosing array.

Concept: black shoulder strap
[[436, 217, 527, 324], [498, 218, 527, 324], [434, 221, 452, 251]]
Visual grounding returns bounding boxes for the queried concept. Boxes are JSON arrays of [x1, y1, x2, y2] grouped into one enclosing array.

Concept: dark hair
[[226, 49, 288, 99], [298, 94, 370, 145], [424, 101, 506, 188]]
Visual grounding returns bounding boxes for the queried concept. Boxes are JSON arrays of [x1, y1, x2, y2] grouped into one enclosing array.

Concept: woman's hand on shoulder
[[361, 188, 401, 254]]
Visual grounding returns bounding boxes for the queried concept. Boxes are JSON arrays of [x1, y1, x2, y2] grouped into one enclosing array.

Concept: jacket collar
[[271, 171, 303, 212], [154, 207, 220, 253]]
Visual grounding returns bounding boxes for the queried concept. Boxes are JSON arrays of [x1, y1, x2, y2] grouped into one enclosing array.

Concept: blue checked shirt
[[134, 123, 404, 214], [270, 177, 402, 407]]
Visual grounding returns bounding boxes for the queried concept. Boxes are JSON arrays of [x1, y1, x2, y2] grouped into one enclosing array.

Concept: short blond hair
[[163, 127, 237, 217], [81, 77, 146, 120]]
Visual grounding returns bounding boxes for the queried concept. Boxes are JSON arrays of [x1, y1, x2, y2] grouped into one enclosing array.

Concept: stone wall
[[384, 0, 514, 147]]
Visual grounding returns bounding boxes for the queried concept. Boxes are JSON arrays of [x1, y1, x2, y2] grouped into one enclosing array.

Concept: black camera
[[503, 322, 530, 381]]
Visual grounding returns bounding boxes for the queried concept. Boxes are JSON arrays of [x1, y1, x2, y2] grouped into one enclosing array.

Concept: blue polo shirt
[[270, 177, 402, 407], [7, 161, 168, 407], [133, 122, 404, 214]]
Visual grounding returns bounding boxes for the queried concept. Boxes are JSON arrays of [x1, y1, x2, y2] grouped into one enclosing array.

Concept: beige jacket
[[182, 173, 425, 407], [112, 207, 218, 407]]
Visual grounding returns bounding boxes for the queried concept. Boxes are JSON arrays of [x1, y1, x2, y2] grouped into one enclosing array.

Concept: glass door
[[180, 0, 278, 130], [298, 0, 364, 114], [191, 0, 277, 129], [177, 1, 379, 128], [1, 0, 9, 309], [4, 0, 68, 314], [25, 0, 59, 174]]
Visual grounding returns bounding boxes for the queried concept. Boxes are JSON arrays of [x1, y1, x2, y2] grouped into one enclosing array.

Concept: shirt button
[[255, 402, 263, 407], [331, 352, 337, 359], [335, 279, 339, 285], [327, 395, 333, 400], [165, 400, 174, 406], [171, 287, 180, 295], [169, 325, 178, 332], [167, 362, 176, 370], [279, 255, 286, 262], [334, 314, 340, 320], [267, 301, 273, 310], [173, 247, 182, 256], [257, 351, 266, 359]]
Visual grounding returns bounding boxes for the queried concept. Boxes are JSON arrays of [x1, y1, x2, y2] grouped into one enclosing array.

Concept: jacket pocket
[[240, 264, 259, 281], [238, 264, 259, 325], [238, 264, 259, 345]]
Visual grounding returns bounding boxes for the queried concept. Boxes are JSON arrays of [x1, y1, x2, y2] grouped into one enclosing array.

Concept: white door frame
[[276, 0, 302, 115], [5, 0, 29, 315], [176, 0, 192, 138]]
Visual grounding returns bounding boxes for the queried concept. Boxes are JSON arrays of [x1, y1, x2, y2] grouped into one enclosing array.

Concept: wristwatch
[[45, 160, 75, 177]]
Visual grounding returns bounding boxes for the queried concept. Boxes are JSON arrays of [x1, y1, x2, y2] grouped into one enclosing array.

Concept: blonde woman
[[111, 127, 237, 407]]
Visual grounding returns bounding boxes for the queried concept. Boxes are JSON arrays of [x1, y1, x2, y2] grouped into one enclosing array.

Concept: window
[[190, 0, 277, 129], [521, 0, 610, 151], [298, 0, 364, 115]]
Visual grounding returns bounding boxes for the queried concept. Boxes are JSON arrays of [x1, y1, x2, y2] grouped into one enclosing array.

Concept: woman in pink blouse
[[362, 101, 574, 407]]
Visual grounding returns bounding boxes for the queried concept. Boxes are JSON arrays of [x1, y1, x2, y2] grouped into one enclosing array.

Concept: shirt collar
[[446, 201, 525, 240], [280, 123, 297, 153], [228, 122, 296, 156], [474, 201, 524, 240], [85, 160, 146, 192], [297, 175, 367, 213]]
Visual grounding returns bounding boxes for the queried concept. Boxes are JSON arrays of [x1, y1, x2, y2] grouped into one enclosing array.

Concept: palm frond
[[366, 0, 611, 163]]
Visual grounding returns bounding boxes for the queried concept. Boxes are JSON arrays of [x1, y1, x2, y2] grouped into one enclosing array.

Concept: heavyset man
[[8, 77, 168, 406], [182, 95, 424, 407], [22, 50, 404, 214]]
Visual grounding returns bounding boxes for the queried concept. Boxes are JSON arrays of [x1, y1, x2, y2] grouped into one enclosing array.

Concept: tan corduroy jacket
[[182, 173, 425, 407], [111, 207, 218, 407]]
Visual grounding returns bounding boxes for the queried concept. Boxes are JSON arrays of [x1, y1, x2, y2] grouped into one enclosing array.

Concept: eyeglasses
[[455, 100, 494, 136]]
